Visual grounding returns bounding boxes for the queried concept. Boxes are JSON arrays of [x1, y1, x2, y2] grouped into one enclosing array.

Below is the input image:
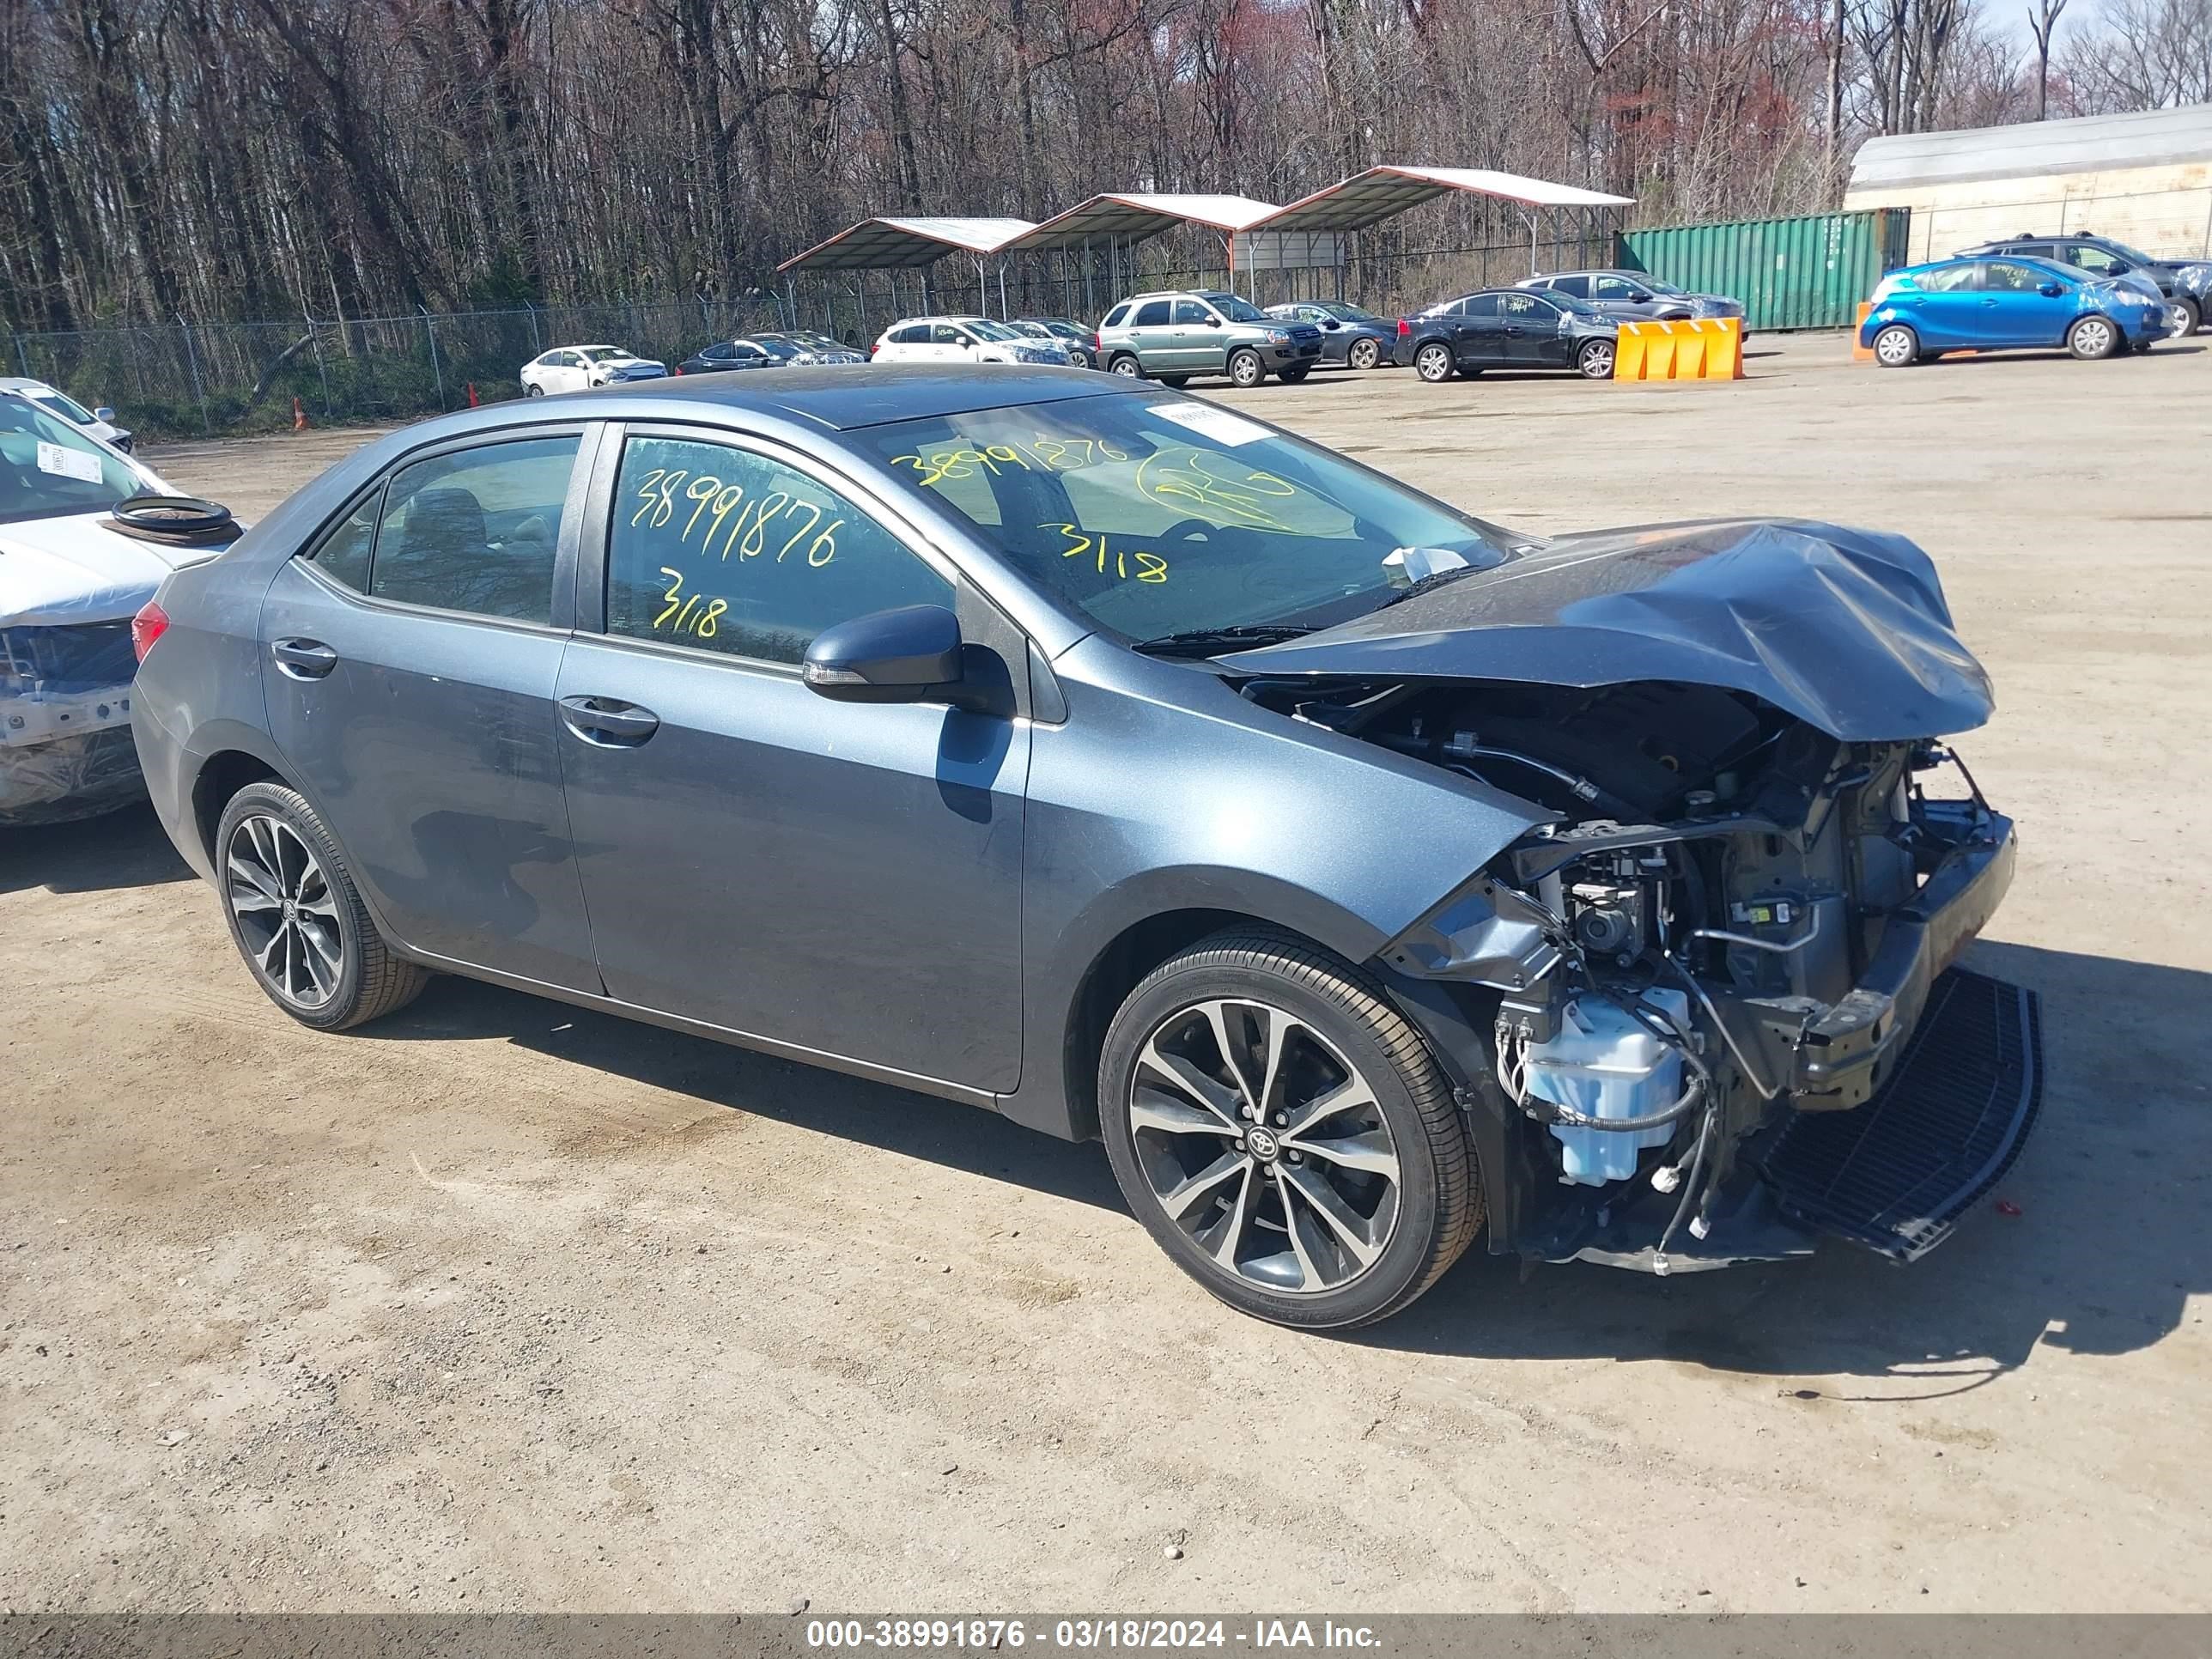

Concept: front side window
[[1984, 261, 2053, 293], [1549, 276, 1591, 298], [2066, 244, 2125, 276], [1500, 292, 1553, 320], [1592, 276, 1644, 301], [607, 434, 953, 665], [933, 323, 967, 346], [368, 434, 580, 623], [1172, 299, 1213, 325], [1207, 295, 1268, 323], [868, 396, 1510, 643]]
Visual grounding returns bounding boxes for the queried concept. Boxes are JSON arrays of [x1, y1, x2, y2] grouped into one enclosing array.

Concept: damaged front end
[[1229, 520, 2043, 1273]]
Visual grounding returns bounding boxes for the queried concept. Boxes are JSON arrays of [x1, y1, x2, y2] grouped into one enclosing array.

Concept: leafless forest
[[3, 0, 2207, 333]]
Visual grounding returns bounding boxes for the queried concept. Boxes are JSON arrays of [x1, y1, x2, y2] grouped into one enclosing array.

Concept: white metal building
[[1845, 104, 2212, 263]]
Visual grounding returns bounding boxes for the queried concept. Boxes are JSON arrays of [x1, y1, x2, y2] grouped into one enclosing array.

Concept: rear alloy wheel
[[1348, 337, 1382, 371], [525, 383, 544, 396], [2168, 299, 2199, 338], [1066, 348, 1093, 369], [1873, 325, 1918, 368], [1414, 342, 1455, 382], [216, 781, 428, 1031], [2068, 315, 2118, 360], [1228, 348, 1266, 388], [1109, 355, 1143, 378], [1577, 338, 1617, 380], [1099, 929, 1480, 1329]]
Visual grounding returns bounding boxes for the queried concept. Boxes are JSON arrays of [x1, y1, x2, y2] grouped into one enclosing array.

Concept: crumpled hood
[[1223, 518, 1994, 741], [0, 512, 223, 628]]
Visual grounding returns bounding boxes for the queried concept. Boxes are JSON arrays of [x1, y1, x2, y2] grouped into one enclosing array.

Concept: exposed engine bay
[[1241, 672, 2030, 1273]]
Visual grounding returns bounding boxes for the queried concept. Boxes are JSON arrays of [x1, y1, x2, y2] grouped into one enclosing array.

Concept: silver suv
[[1095, 290, 1322, 387]]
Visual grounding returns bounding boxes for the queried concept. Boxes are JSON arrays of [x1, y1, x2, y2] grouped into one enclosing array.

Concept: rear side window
[[1133, 300, 1170, 326], [1103, 304, 1130, 328], [606, 434, 953, 665], [1914, 265, 1979, 294], [308, 492, 380, 591], [892, 324, 929, 344], [1459, 294, 1499, 318], [1549, 276, 1590, 298], [368, 434, 580, 623]]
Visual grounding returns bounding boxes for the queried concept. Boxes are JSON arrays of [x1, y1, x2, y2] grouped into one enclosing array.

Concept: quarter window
[[1549, 276, 1591, 299], [308, 491, 380, 591], [1103, 303, 1130, 328], [368, 434, 580, 623], [606, 434, 953, 665]]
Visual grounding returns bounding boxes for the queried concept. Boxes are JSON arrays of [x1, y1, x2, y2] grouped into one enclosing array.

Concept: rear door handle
[[271, 637, 337, 679], [559, 694, 660, 746]]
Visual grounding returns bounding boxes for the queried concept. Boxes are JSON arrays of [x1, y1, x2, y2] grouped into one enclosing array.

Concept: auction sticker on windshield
[[36, 441, 104, 483], [1150, 403, 1273, 447]]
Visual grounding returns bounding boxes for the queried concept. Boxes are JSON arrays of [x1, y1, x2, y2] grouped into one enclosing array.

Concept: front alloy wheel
[[1348, 337, 1382, 371], [2168, 299, 2198, 338], [1099, 929, 1480, 1329], [1227, 348, 1266, 388], [1414, 342, 1455, 382]]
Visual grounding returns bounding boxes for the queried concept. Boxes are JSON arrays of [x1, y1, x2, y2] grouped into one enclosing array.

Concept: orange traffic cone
[[466, 382, 479, 407], [292, 397, 307, 431], [673, 364, 684, 374]]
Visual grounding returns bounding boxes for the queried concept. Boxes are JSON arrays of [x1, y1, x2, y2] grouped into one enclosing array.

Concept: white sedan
[[869, 317, 1072, 366], [519, 345, 668, 395]]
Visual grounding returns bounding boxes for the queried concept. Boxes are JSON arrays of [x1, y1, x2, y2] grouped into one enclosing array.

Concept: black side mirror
[[803, 604, 965, 704], [1322, 319, 1340, 330], [2039, 283, 2064, 296]]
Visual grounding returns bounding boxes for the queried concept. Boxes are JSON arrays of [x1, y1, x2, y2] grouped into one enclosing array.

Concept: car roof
[[435, 363, 1139, 434]]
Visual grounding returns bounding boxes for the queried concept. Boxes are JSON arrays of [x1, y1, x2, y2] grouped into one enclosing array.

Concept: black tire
[[2170, 298, 2200, 338], [1413, 341, 1455, 382], [1277, 366, 1311, 384], [1872, 324, 1918, 368], [1577, 337, 1616, 380], [2067, 314, 2118, 360], [1158, 374, 1192, 388], [214, 781, 428, 1031], [1227, 347, 1266, 388], [525, 383, 544, 396], [1066, 348, 1093, 369], [1108, 355, 1144, 378], [1098, 927, 1481, 1330], [1348, 337, 1382, 371]]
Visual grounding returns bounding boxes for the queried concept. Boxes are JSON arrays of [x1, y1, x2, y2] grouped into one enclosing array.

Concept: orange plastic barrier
[[1851, 301, 1875, 362], [1612, 317, 1744, 381]]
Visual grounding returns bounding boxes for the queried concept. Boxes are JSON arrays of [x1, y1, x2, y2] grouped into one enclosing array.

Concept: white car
[[518, 345, 669, 395], [869, 316, 1073, 366], [0, 377, 134, 453], [2, 387, 222, 823]]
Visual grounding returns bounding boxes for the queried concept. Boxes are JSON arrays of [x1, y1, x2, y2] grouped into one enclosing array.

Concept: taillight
[[131, 599, 170, 663], [1396, 319, 1411, 337], [1092, 332, 1103, 353]]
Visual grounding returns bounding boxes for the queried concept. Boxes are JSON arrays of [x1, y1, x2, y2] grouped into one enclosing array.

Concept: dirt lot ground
[[5, 332, 2209, 1614]]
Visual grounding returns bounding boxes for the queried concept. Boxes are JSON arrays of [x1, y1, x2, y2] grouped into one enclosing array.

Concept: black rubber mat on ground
[[1761, 968, 2042, 1261]]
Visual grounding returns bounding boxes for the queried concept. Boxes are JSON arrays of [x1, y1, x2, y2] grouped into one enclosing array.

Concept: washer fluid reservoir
[[1523, 988, 1692, 1187]]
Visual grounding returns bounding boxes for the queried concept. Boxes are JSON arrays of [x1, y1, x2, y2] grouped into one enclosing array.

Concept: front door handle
[[271, 637, 337, 679], [559, 694, 659, 746]]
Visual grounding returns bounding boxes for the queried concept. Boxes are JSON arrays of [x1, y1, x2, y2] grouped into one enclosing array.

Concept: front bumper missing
[[1530, 966, 2042, 1270]]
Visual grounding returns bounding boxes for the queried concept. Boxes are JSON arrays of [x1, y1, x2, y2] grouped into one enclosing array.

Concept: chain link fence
[[4, 298, 785, 441]]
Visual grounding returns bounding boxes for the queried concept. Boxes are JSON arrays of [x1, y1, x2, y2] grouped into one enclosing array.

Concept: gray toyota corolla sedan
[[130, 368, 2039, 1329]]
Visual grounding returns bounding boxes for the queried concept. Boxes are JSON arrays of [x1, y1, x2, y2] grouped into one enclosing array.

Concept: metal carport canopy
[[1000, 193, 1282, 252], [776, 216, 1037, 274], [1254, 166, 1633, 232]]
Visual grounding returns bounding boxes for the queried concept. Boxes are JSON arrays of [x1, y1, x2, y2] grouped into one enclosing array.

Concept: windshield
[[1009, 322, 1050, 337], [1316, 302, 1378, 321], [789, 332, 845, 351], [2099, 237, 2156, 265], [33, 389, 100, 424], [749, 337, 800, 360], [1640, 278, 1686, 297], [0, 394, 143, 526], [1546, 290, 1602, 317], [866, 393, 1514, 642], [1206, 295, 1269, 324], [966, 319, 1021, 342], [576, 347, 630, 363]]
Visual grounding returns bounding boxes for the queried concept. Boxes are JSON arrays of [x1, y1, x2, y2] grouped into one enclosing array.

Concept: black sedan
[[679, 332, 864, 374], [1405, 289, 1619, 381], [1263, 301, 1403, 370]]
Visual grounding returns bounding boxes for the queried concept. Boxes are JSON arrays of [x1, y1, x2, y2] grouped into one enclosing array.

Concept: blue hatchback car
[[1860, 254, 2170, 366]]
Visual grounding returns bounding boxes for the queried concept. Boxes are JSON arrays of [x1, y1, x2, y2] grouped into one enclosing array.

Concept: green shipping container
[[1618, 210, 1912, 331]]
